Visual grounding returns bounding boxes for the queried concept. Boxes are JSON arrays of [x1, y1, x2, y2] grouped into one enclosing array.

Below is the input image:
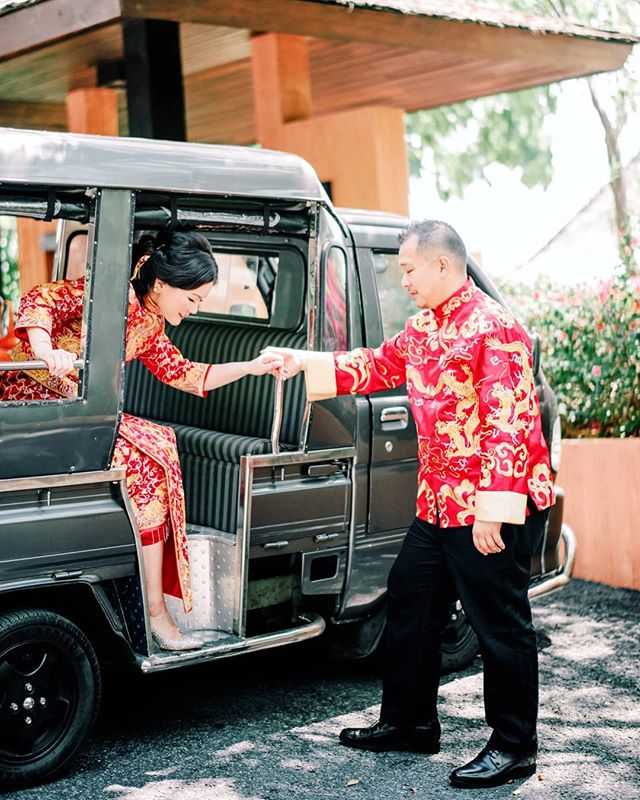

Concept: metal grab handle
[[270, 376, 284, 455], [0, 359, 85, 372], [380, 406, 408, 424]]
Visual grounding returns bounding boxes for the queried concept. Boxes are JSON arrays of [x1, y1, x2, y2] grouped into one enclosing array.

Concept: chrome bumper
[[528, 524, 577, 600]]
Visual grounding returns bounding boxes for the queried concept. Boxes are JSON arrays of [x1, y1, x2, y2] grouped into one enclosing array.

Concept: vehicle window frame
[[185, 240, 307, 332], [320, 243, 350, 351], [0, 193, 98, 408]]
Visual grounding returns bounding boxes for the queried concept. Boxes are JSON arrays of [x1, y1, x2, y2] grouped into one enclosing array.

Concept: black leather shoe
[[449, 747, 537, 788], [339, 720, 440, 753]]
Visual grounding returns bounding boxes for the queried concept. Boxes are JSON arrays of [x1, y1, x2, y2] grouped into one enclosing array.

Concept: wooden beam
[[120, 0, 633, 74], [0, 100, 67, 131], [0, 0, 122, 62]]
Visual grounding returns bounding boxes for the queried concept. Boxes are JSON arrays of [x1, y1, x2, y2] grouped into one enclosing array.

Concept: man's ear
[[438, 255, 450, 274]]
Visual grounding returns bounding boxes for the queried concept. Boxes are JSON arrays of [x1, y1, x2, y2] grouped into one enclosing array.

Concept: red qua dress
[[0, 278, 212, 612], [304, 278, 554, 527]]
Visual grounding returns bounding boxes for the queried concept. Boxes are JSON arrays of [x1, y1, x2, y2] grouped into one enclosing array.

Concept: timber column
[[251, 33, 409, 215], [17, 85, 120, 292]]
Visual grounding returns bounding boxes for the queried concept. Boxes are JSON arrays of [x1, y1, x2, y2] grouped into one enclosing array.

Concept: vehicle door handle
[[380, 406, 409, 429]]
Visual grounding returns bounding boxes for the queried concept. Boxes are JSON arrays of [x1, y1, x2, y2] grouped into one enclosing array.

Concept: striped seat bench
[[124, 320, 306, 533]]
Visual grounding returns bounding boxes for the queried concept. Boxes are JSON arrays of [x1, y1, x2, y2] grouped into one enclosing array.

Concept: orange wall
[[556, 438, 640, 591], [277, 105, 409, 215]]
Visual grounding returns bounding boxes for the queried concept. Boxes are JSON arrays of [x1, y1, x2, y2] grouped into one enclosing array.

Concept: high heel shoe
[[150, 625, 203, 651]]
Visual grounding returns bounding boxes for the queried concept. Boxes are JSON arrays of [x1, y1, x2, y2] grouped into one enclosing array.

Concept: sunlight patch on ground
[[105, 778, 261, 800]]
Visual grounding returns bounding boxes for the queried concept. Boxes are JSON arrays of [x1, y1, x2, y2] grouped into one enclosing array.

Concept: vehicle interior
[[50, 192, 354, 651]]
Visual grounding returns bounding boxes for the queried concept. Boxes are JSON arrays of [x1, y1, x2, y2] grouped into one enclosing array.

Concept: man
[[266, 220, 554, 789]]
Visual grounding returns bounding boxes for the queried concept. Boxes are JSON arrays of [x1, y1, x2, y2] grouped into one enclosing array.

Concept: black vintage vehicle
[[0, 127, 575, 789]]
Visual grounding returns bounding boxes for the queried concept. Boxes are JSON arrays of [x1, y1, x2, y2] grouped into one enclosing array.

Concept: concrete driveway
[[9, 579, 640, 800]]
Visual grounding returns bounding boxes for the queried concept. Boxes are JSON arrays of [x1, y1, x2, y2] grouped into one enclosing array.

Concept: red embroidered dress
[[0, 278, 211, 612], [305, 278, 554, 527]]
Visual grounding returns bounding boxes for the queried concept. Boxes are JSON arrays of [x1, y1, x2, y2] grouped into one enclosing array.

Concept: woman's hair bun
[[131, 230, 217, 300]]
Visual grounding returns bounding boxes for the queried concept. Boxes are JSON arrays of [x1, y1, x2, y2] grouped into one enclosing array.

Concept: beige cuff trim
[[304, 351, 337, 401], [475, 491, 527, 525]]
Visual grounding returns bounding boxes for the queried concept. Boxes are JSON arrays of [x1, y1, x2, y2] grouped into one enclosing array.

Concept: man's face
[[398, 234, 446, 310]]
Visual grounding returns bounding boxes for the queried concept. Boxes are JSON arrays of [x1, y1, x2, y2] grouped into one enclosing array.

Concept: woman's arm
[[26, 328, 77, 377], [203, 352, 284, 392]]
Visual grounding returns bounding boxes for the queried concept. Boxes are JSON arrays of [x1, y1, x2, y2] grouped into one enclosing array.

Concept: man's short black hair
[[399, 220, 467, 269]]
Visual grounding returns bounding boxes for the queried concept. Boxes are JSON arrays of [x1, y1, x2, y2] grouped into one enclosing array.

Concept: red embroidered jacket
[[10, 278, 210, 398], [305, 278, 554, 527]]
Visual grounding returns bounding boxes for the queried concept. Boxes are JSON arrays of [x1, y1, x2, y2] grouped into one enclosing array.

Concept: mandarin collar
[[432, 277, 476, 321], [141, 292, 162, 318]]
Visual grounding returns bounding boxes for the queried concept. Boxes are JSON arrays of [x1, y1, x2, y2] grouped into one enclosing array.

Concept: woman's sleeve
[[305, 331, 407, 401], [14, 279, 85, 341], [136, 330, 212, 397]]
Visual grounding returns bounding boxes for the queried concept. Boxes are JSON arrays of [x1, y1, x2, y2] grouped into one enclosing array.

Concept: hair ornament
[[132, 253, 150, 280]]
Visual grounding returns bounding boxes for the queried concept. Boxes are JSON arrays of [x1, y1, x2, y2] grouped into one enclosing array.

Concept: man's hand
[[261, 347, 306, 380], [472, 519, 505, 556]]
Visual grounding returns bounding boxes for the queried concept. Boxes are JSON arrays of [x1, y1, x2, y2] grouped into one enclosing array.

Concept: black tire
[[0, 608, 102, 790], [440, 604, 479, 673]]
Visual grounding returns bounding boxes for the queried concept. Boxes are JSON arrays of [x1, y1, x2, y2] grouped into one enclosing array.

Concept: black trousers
[[379, 507, 547, 754]]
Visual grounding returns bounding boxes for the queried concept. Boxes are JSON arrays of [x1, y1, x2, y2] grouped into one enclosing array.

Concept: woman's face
[[152, 280, 214, 325]]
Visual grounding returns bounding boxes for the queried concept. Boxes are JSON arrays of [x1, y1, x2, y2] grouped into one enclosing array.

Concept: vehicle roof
[[337, 207, 409, 229], [0, 127, 327, 202]]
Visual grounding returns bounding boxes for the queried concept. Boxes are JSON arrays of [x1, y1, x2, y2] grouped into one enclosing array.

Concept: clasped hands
[[260, 347, 306, 381]]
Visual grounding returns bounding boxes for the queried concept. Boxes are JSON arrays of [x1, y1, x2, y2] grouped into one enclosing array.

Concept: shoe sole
[[339, 739, 440, 754], [449, 762, 536, 788]]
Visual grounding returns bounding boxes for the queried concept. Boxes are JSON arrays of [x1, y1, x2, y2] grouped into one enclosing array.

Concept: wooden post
[[251, 33, 408, 215], [251, 32, 312, 147], [65, 88, 119, 136], [15, 219, 56, 293], [123, 19, 186, 141], [16, 88, 120, 292]]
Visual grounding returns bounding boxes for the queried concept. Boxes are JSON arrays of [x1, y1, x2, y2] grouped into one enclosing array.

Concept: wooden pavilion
[[0, 0, 636, 288]]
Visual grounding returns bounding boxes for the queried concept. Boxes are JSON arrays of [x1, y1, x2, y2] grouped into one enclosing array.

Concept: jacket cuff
[[304, 352, 337, 401], [475, 490, 527, 525]]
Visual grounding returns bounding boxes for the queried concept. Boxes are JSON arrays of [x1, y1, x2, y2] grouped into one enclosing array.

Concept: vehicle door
[[353, 229, 418, 536]]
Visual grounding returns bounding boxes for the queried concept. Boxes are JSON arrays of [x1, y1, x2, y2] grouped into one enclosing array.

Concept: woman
[[0, 230, 284, 650]]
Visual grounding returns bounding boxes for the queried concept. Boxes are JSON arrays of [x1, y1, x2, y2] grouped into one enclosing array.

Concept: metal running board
[[138, 612, 326, 673]]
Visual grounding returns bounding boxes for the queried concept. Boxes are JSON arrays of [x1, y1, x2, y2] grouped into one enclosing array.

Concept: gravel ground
[[7, 579, 640, 800]]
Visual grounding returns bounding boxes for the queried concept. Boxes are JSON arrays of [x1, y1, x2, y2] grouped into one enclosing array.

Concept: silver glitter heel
[[151, 625, 203, 651]]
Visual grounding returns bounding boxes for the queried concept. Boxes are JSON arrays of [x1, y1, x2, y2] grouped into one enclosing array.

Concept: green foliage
[[0, 216, 19, 337], [496, 275, 640, 438], [405, 86, 558, 198]]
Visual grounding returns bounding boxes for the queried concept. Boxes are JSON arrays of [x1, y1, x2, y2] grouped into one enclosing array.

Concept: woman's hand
[[33, 346, 78, 377], [260, 347, 306, 379], [246, 351, 285, 377]]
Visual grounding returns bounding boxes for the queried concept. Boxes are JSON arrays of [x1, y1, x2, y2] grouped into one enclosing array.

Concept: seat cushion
[[167, 422, 272, 464]]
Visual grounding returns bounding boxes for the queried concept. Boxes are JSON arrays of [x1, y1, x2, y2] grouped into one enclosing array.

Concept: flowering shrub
[[496, 274, 640, 438]]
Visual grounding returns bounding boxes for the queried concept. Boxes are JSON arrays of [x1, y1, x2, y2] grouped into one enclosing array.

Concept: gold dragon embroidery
[[483, 337, 536, 434]]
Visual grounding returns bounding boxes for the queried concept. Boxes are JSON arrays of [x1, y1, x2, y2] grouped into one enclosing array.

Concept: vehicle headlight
[[549, 415, 562, 472]]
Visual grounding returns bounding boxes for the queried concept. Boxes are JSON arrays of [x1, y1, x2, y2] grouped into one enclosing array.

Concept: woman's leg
[[113, 436, 188, 639], [141, 539, 181, 639]]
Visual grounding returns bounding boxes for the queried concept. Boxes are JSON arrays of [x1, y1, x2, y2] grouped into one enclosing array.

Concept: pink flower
[[591, 365, 602, 378]]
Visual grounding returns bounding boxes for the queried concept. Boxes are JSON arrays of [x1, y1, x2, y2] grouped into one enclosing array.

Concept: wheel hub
[[0, 642, 75, 762]]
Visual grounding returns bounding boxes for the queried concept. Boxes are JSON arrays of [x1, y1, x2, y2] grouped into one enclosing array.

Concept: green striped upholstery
[[168, 424, 272, 463], [124, 320, 306, 532]]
